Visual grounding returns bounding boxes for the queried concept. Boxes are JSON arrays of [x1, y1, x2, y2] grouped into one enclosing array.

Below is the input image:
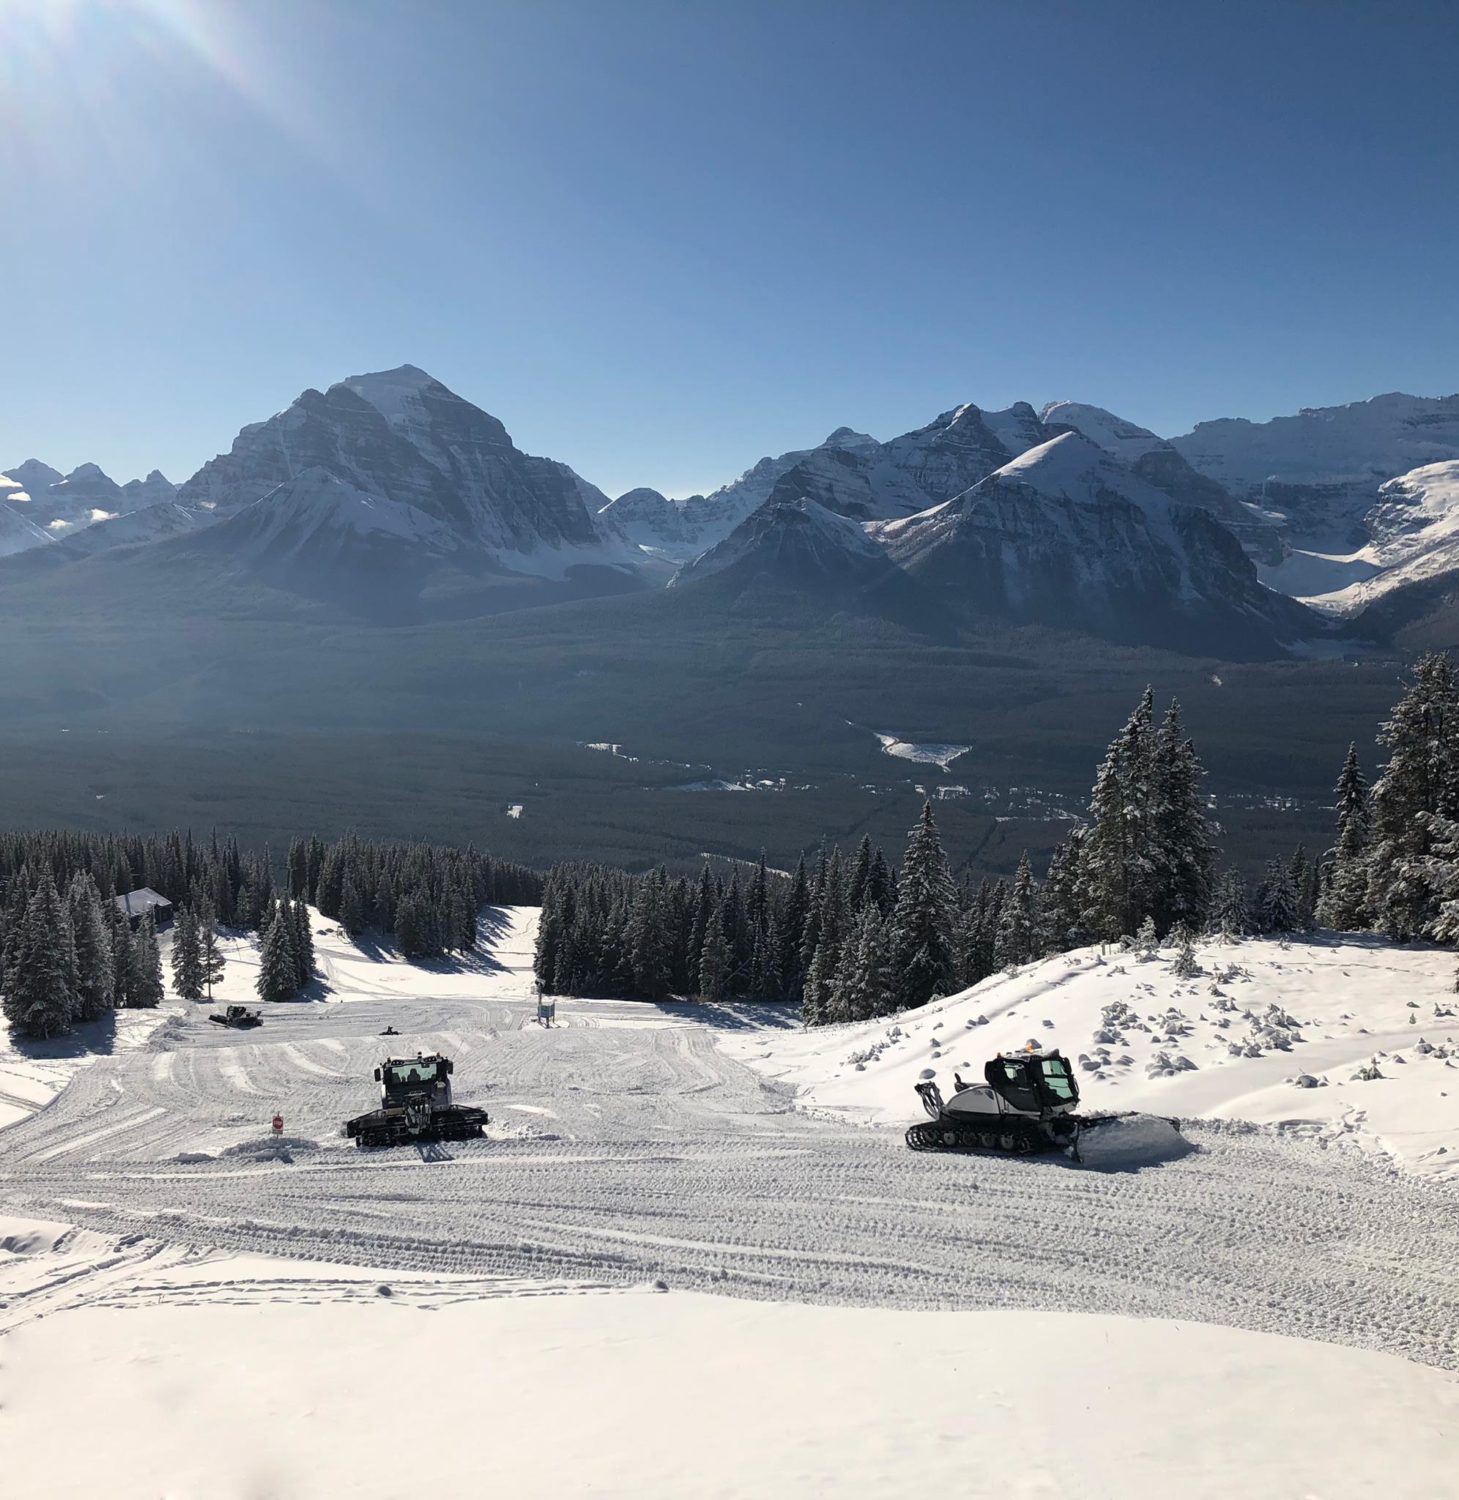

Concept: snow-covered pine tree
[[200, 901, 226, 1000], [778, 857, 810, 997], [994, 851, 1038, 968], [1366, 653, 1459, 939], [698, 901, 731, 1003], [1209, 867, 1251, 938], [1172, 927, 1200, 978], [1078, 689, 1157, 941], [129, 911, 164, 1009], [2, 871, 77, 1038], [1038, 832, 1084, 955], [170, 905, 205, 1001], [888, 802, 958, 1010], [111, 910, 135, 1008], [1317, 743, 1372, 930], [1151, 700, 1215, 933], [1256, 859, 1299, 934], [627, 868, 673, 999], [339, 877, 366, 937], [835, 901, 891, 1022], [67, 872, 114, 1020], [256, 902, 299, 1002], [290, 898, 316, 989]]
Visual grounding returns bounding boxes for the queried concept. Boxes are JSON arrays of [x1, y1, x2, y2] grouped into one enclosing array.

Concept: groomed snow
[[4, 1248, 1456, 1500], [4, 907, 1459, 1499]]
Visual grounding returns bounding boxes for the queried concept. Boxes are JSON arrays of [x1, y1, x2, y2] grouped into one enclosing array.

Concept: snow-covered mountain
[[669, 496, 892, 591], [609, 398, 1288, 573], [0, 459, 174, 552], [1040, 401, 1282, 562], [176, 365, 629, 578], [0, 474, 55, 558], [1258, 460, 1459, 631], [120, 470, 177, 509], [877, 432, 1313, 655], [1172, 393, 1459, 547]]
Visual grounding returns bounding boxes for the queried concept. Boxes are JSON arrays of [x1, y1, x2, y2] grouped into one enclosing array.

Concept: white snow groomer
[[908, 1046, 1183, 1164], [344, 1052, 489, 1148]]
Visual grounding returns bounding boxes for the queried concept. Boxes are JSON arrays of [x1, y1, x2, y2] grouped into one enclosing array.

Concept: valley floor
[[2, 908, 1456, 1497]]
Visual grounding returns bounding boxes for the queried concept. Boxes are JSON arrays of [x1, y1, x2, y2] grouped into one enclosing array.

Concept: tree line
[[534, 689, 1332, 1023], [283, 835, 540, 958], [1, 829, 540, 1038]]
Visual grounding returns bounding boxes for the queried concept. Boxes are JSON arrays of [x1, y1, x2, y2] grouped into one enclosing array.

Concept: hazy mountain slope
[[0, 483, 55, 558], [670, 497, 894, 591]]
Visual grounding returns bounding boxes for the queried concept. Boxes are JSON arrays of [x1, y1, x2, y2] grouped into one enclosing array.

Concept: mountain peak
[[336, 365, 449, 428], [64, 462, 111, 483], [1040, 401, 1166, 461], [3, 459, 63, 493], [823, 426, 879, 453]]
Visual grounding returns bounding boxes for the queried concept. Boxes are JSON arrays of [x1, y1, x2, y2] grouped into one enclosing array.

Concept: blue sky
[[3, 0, 1456, 497]]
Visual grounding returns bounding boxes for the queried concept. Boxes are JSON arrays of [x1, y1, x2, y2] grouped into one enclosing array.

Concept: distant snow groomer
[[344, 1053, 489, 1148], [906, 1046, 1182, 1163]]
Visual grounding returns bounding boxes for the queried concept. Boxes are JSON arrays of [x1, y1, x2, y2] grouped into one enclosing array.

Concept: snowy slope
[[4, 1260, 1456, 1500], [1041, 400, 1167, 461], [728, 932, 1459, 1180], [1258, 460, 1459, 615]]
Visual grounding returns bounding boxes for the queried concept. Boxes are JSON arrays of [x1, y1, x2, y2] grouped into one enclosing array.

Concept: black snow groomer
[[344, 1053, 489, 1148], [907, 1046, 1182, 1162]]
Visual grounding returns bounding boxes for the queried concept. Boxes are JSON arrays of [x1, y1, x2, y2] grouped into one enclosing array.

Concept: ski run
[[3, 904, 1457, 1498]]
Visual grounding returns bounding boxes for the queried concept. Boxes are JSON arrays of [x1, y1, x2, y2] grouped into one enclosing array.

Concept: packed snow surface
[[5, 1247, 1456, 1500]]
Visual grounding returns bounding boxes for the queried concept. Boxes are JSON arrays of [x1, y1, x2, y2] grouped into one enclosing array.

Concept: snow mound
[[1075, 1111, 1191, 1169], [727, 934, 1459, 1180]]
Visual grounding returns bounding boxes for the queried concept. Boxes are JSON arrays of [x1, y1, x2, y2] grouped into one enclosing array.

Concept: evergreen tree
[[1366, 653, 1459, 939], [698, 901, 731, 1003], [290, 898, 316, 990], [1256, 859, 1299, 934], [170, 905, 205, 1001], [339, 877, 366, 938], [1317, 743, 1372, 930], [200, 901, 226, 1000], [256, 902, 299, 1002], [836, 901, 891, 1022], [129, 911, 164, 1009], [888, 803, 958, 1010], [1078, 689, 1157, 941], [2, 872, 77, 1038], [1038, 833, 1084, 955], [111, 912, 135, 1008], [1209, 867, 1251, 938], [1151, 700, 1215, 933], [67, 872, 114, 1021], [994, 851, 1038, 968]]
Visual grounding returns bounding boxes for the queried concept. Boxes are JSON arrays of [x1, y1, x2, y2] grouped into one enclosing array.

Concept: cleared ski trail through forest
[[1, 909, 1456, 1371]]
